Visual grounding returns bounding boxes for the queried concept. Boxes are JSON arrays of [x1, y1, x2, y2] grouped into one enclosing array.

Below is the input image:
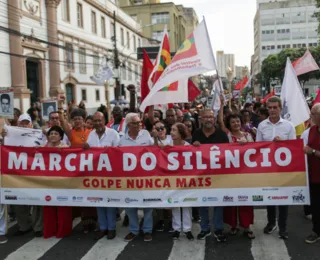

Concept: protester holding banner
[[303, 104, 320, 244], [192, 108, 229, 242], [256, 96, 296, 239], [119, 113, 154, 242], [85, 112, 120, 240], [222, 114, 255, 239], [2, 114, 43, 237], [154, 121, 172, 145], [170, 123, 194, 241], [42, 126, 72, 238]]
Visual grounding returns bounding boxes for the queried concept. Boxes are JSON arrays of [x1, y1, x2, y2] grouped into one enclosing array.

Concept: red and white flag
[[292, 49, 319, 76]]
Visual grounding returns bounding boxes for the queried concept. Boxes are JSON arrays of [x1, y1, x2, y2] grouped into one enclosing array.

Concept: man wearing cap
[[106, 106, 127, 135], [1, 114, 43, 238]]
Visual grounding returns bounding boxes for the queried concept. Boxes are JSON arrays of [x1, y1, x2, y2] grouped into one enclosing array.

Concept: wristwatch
[[312, 149, 316, 156]]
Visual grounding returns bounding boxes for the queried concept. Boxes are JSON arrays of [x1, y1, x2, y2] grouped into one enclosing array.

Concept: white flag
[[211, 79, 222, 113], [243, 75, 252, 89], [90, 61, 114, 86], [280, 58, 310, 127], [140, 19, 217, 112]]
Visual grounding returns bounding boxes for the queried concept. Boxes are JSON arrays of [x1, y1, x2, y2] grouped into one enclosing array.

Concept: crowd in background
[[0, 85, 319, 247]]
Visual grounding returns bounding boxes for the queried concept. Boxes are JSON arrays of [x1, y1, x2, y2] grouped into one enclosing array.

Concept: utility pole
[[113, 11, 121, 101]]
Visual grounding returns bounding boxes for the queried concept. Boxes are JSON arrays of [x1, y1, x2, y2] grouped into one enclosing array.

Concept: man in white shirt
[[119, 113, 154, 243], [85, 112, 120, 241], [256, 96, 296, 240]]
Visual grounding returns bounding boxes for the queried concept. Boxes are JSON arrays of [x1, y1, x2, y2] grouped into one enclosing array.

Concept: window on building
[[101, 17, 106, 38], [93, 52, 99, 73], [133, 0, 143, 4], [77, 3, 83, 27], [127, 31, 130, 49], [121, 28, 124, 46], [302, 43, 306, 47], [128, 62, 132, 80], [286, 44, 290, 48], [152, 31, 164, 42], [133, 35, 136, 51], [91, 11, 97, 34], [134, 64, 138, 80], [81, 89, 87, 101], [277, 45, 281, 49], [79, 48, 86, 73], [122, 63, 126, 80], [151, 12, 169, 24], [95, 89, 100, 101], [111, 23, 115, 38], [62, 0, 70, 22], [262, 46, 266, 50], [65, 43, 73, 69], [293, 44, 297, 48]]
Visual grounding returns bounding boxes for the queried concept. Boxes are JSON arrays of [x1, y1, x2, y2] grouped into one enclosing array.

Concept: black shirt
[[251, 112, 260, 128], [192, 128, 229, 144]]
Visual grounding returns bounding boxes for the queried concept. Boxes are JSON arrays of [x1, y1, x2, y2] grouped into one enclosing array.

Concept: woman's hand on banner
[[237, 140, 247, 145], [83, 143, 90, 150], [303, 145, 313, 155], [193, 141, 201, 147], [273, 136, 281, 142]]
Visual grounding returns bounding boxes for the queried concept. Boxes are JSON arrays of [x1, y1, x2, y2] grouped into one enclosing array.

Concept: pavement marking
[[81, 210, 128, 260], [168, 221, 205, 260], [80, 223, 128, 260], [4, 217, 81, 260], [251, 209, 291, 260], [8, 220, 17, 229]]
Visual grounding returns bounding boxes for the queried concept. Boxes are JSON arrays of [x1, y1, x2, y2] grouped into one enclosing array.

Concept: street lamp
[[226, 67, 233, 110]]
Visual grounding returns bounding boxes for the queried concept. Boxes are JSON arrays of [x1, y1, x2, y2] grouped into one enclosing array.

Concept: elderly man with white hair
[[304, 103, 320, 244], [119, 113, 155, 242]]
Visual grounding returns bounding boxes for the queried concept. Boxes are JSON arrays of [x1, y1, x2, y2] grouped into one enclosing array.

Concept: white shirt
[[87, 127, 120, 147], [119, 129, 153, 147], [256, 117, 296, 142], [301, 128, 311, 145], [158, 135, 172, 146]]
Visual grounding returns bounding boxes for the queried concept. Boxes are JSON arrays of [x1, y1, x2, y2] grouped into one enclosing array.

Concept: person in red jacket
[[304, 104, 320, 244]]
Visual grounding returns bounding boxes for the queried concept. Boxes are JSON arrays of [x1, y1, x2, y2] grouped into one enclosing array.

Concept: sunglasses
[[184, 124, 192, 128], [155, 126, 165, 131]]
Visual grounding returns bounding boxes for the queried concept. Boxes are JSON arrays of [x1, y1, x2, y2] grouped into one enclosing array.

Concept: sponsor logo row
[[3, 190, 306, 204]]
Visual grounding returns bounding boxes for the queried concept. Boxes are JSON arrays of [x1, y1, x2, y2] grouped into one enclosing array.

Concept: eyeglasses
[[130, 121, 141, 125], [184, 124, 192, 128], [267, 106, 279, 110], [155, 126, 165, 131]]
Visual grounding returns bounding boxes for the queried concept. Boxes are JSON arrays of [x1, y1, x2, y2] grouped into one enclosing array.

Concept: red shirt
[[307, 125, 320, 183]]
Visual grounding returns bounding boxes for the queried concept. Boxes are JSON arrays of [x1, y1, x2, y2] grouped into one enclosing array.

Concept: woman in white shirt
[[170, 123, 194, 240], [154, 121, 172, 146]]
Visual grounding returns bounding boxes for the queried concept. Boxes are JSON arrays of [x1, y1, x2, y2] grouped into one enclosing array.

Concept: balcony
[[276, 33, 290, 40], [261, 19, 274, 26], [292, 32, 306, 39], [262, 34, 275, 41], [276, 17, 290, 25], [292, 16, 306, 24], [308, 31, 318, 39]]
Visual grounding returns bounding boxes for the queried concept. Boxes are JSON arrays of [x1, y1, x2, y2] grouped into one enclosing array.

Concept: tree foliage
[[261, 47, 320, 86]]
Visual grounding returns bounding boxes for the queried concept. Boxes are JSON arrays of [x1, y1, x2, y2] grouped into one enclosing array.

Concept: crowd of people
[[0, 90, 319, 247]]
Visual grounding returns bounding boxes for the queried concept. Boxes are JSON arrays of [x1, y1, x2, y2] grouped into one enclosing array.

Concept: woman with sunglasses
[[154, 121, 172, 145]]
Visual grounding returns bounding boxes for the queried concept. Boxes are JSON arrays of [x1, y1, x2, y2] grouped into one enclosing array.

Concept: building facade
[[216, 51, 235, 78], [253, 0, 319, 76], [118, 0, 198, 52], [0, 0, 144, 114]]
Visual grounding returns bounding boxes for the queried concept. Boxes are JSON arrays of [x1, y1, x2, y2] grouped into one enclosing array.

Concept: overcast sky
[[162, 0, 256, 67]]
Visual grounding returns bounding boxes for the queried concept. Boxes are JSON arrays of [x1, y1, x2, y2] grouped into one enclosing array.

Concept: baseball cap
[[18, 114, 32, 122]]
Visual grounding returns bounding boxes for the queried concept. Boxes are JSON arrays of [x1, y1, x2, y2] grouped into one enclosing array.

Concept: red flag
[[292, 49, 319, 76], [261, 90, 275, 103], [188, 80, 201, 101], [140, 49, 154, 103], [313, 91, 320, 105], [234, 81, 241, 90], [240, 76, 248, 90]]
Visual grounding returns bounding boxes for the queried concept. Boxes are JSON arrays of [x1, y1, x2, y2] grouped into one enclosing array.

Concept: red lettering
[[136, 179, 143, 189], [146, 179, 153, 188], [127, 179, 134, 188], [101, 179, 106, 188], [198, 177, 204, 187], [107, 179, 114, 188], [155, 179, 161, 188], [163, 178, 171, 188], [83, 178, 90, 187], [116, 179, 121, 188], [205, 177, 211, 187], [92, 179, 99, 188], [176, 178, 187, 188], [189, 178, 197, 188]]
